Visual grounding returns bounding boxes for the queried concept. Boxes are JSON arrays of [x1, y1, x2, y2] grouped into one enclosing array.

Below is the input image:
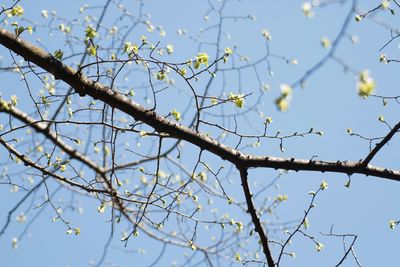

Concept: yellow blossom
[[235, 222, 244, 232], [41, 10, 49, 18], [389, 220, 397, 229], [316, 242, 324, 252], [302, 2, 314, 17], [228, 92, 245, 108], [166, 44, 174, 54], [11, 5, 24, 17], [12, 237, 18, 249], [235, 253, 241, 261], [198, 172, 207, 182], [320, 37, 331, 48], [320, 180, 328, 190], [97, 202, 106, 213], [276, 194, 288, 202], [379, 54, 387, 64], [179, 68, 186, 76], [261, 29, 272, 40], [303, 217, 310, 229], [60, 164, 67, 172], [275, 97, 289, 112], [194, 53, 209, 69], [87, 45, 97, 56], [189, 240, 196, 251], [381, 0, 390, 9], [280, 84, 292, 96], [171, 109, 181, 121], [74, 227, 81, 235], [11, 95, 18, 107], [224, 47, 233, 56], [357, 70, 375, 97], [54, 49, 64, 60], [157, 70, 166, 80], [123, 42, 139, 55], [85, 25, 98, 39], [141, 35, 148, 44]]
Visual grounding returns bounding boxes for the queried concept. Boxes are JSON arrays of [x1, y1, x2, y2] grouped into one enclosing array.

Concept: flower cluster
[[357, 70, 375, 97]]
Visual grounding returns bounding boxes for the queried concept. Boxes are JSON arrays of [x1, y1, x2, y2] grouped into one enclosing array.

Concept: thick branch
[[0, 137, 107, 194], [242, 155, 400, 181], [238, 167, 275, 267], [1, 27, 400, 181], [362, 121, 400, 166], [0, 104, 105, 174]]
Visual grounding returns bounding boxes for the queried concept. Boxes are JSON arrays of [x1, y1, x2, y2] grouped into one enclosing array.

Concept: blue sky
[[1, 0, 400, 266]]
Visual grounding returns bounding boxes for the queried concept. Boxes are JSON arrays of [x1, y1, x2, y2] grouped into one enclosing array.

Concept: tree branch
[[0, 103, 105, 174], [1, 27, 400, 182], [0, 137, 107, 194], [362, 121, 400, 166], [238, 167, 275, 267]]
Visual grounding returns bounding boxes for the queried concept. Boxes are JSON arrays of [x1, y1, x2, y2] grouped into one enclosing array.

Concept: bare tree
[[1, 0, 399, 266]]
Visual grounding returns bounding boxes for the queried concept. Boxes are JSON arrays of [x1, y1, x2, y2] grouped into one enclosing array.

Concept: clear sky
[[1, 0, 399, 266]]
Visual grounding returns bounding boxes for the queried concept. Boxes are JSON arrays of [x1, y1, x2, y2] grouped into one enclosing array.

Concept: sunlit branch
[[0, 27, 399, 183], [0, 103, 105, 174], [238, 167, 275, 267], [0, 137, 107, 193], [361, 121, 400, 166]]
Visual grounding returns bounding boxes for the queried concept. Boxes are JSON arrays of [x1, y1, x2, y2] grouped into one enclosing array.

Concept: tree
[[1, 0, 399, 266]]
